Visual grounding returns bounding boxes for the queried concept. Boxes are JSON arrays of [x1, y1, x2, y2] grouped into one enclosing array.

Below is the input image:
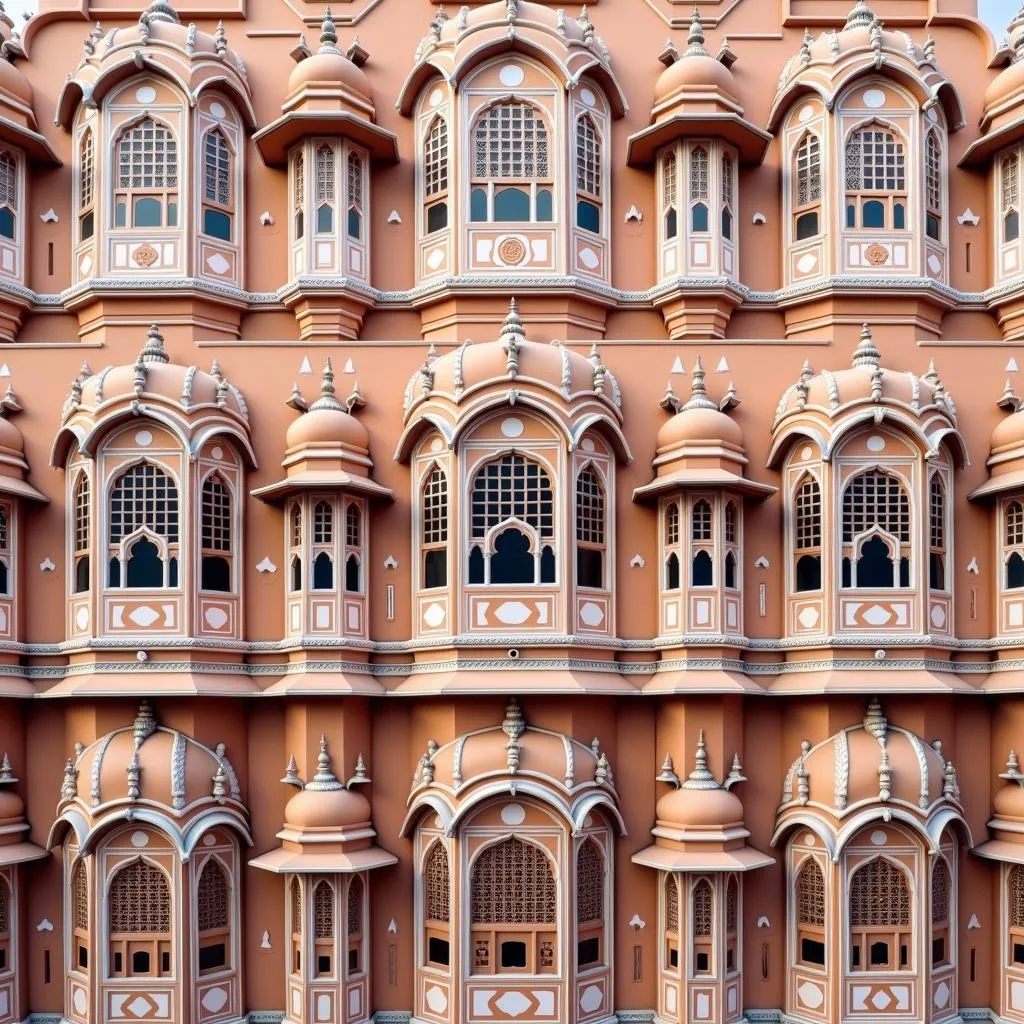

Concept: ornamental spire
[[681, 355, 718, 412], [845, 0, 875, 30], [305, 735, 344, 792], [500, 298, 525, 378], [852, 322, 881, 369], [141, 0, 179, 24], [681, 730, 719, 790], [685, 5, 708, 56], [310, 358, 345, 412], [319, 6, 339, 51], [138, 324, 170, 366]]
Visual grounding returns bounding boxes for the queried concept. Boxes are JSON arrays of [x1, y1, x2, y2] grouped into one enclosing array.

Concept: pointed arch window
[[108, 463, 179, 589], [665, 501, 681, 591], [576, 467, 605, 589], [470, 102, 552, 223], [692, 878, 714, 974], [925, 132, 943, 241], [196, 859, 230, 974], [841, 470, 911, 589], [315, 144, 336, 234], [470, 837, 556, 974], [796, 858, 826, 966], [849, 858, 911, 971], [347, 875, 364, 973], [929, 474, 947, 591], [575, 115, 601, 233], [1008, 864, 1024, 965], [289, 503, 303, 595], [0, 505, 9, 597], [576, 840, 604, 968], [424, 116, 449, 234], [345, 502, 362, 594], [724, 501, 739, 590], [115, 118, 178, 228], [663, 150, 678, 240], [691, 499, 713, 586], [290, 877, 302, 974], [346, 149, 364, 240], [689, 145, 710, 232], [312, 499, 335, 590], [725, 876, 739, 972], [72, 859, 89, 972], [202, 128, 232, 241], [79, 129, 95, 241], [845, 126, 906, 230], [108, 860, 172, 977], [201, 473, 232, 592], [422, 466, 448, 589], [312, 880, 334, 977], [721, 151, 734, 241], [293, 150, 305, 240], [1004, 152, 1021, 244], [73, 473, 90, 594], [794, 132, 822, 240], [931, 857, 951, 967], [664, 875, 680, 969], [424, 841, 451, 967], [794, 475, 822, 592], [1006, 499, 1024, 590], [0, 152, 17, 241]]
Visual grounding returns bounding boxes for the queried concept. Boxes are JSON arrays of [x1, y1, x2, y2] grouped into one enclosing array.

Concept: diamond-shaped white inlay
[[934, 981, 950, 1009], [426, 248, 444, 270], [798, 606, 820, 628], [423, 602, 445, 628], [931, 604, 946, 627], [495, 992, 532, 1017], [425, 986, 447, 1013], [206, 252, 230, 275], [126, 996, 154, 1018], [128, 606, 160, 627], [494, 601, 531, 625], [204, 607, 229, 630], [580, 602, 604, 626], [201, 987, 229, 1013], [797, 982, 824, 1009], [579, 985, 603, 1013], [871, 990, 892, 1010], [862, 604, 893, 626]]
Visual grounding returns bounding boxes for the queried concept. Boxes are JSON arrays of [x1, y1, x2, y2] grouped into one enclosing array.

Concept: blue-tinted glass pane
[[893, 202, 905, 230], [134, 197, 162, 227], [721, 208, 732, 240], [846, 204, 855, 228], [536, 188, 552, 222], [1007, 211, 1020, 243], [203, 208, 231, 241], [167, 201, 177, 227], [470, 187, 487, 222], [427, 202, 448, 233], [115, 202, 127, 228], [0, 208, 14, 240], [317, 204, 333, 233], [691, 202, 708, 232], [863, 200, 885, 228], [796, 211, 818, 240], [494, 187, 530, 221], [576, 199, 600, 233], [665, 207, 677, 239], [347, 209, 361, 239]]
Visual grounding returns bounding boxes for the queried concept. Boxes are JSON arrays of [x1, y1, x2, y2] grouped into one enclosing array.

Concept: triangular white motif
[[383, 555, 399, 569], [37, 919, 53, 932], [39, 209, 58, 224], [966, 557, 979, 575], [1008, 357, 1020, 373], [716, 356, 729, 373], [670, 356, 684, 374], [39, 558, 55, 572], [259, 211, 274, 226], [387, 210, 402, 224], [757, 916, 771, 929], [387, 918, 398, 934], [957, 208, 980, 226], [0, 364, 11, 378], [256, 557, 277, 574], [299, 356, 312, 374], [261, 931, 272, 949], [343, 358, 355, 374], [629, 554, 646, 568], [628, 914, 646, 929], [624, 204, 643, 223], [968, 914, 980, 929], [754, 555, 770, 569]]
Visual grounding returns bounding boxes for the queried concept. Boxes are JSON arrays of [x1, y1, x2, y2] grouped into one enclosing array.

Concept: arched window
[[289, 504, 303, 594], [424, 841, 451, 968], [290, 877, 302, 975], [841, 470, 911, 588], [202, 128, 232, 241], [346, 150, 364, 240], [663, 150, 678, 240], [72, 859, 89, 973], [689, 146, 709, 232], [73, 473, 90, 594], [313, 881, 334, 977], [470, 102, 551, 223], [721, 151, 734, 241], [794, 133, 821, 240], [115, 118, 178, 228], [925, 132, 942, 241], [1005, 152, 1021, 244], [929, 475, 946, 591], [796, 858, 825, 966], [79, 129, 95, 241], [201, 474, 232, 592], [0, 876, 9, 973], [724, 502, 738, 590], [1007, 500, 1024, 590], [422, 467, 448, 589], [845, 126, 906, 230], [691, 499, 713, 586], [576, 840, 604, 968], [196, 859, 230, 974], [345, 503, 361, 593], [665, 502, 680, 591], [849, 858, 911, 971], [312, 500, 334, 590], [664, 875, 680, 969], [315, 144, 336, 234], [347, 875, 364, 973], [471, 837, 556, 974], [469, 454, 555, 585], [108, 860, 172, 978], [108, 463, 179, 589], [931, 857, 951, 967], [692, 878, 714, 974], [293, 151, 305, 240], [1009, 864, 1024, 965], [423, 117, 449, 235], [0, 505, 9, 596], [576, 467, 605, 589], [0, 152, 17, 241], [725, 876, 739, 972], [575, 115, 601, 233], [794, 476, 822, 592]]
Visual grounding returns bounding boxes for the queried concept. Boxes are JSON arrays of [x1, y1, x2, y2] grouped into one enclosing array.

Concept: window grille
[[1005, 153, 1020, 212], [1011, 865, 1024, 928], [109, 861, 171, 933], [74, 475, 90, 553], [576, 469, 604, 544], [689, 147, 709, 201], [842, 471, 910, 542], [930, 476, 945, 549], [425, 842, 450, 922], [346, 504, 360, 547], [197, 860, 229, 932], [291, 505, 303, 548], [665, 876, 679, 931], [925, 133, 941, 213], [0, 507, 9, 552], [80, 131, 95, 209], [110, 464, 179, 543], [0, 153, 17, 210], [693, 879, 713, 937], [291, 877, 302, 935], [470, 454, 554, 542], [692, 499, 712, 541], [204, 131, 230, 205], [575, 117, 600, 197], [313, 501, 334, 544], [473, 103, 548, 179], [663, 152, 677, 207], [423, 468, 448, 544], [73, 861, 89, 931], [117, 119, 177, 189], [313, 881, 333, 939], [424, 118, 448, 196], [931, 859, 950, 923], [347, 151, 363, 209], [849, 859, 910, 927], [796, 134, 821, 206], [0, 879, 8, 934], [1009, 502, 1024, 547], [576, 841, 603, 923], [845, 129, 905, 192], [348, 876, 363, 935], [797, 860, 825, 926], [795, 478, 821, 548], [725, 502, 737, 544], [201, 475, 231, 551], [726, 877, 738, 932], [471, 838, 556, 924], [316, 145, 335, 205], [666, 503, 679, 546], [722, 153, 734, 209], [294, 152, 304, 209]]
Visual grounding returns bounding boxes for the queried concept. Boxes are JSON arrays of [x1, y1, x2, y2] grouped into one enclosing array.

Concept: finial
[[1003, 750, 1024, 785], [214, 19, 227, 56], [800, 27, 812, 62], [999, 379, 1021, 413], [212, 762, 228, 802], [61, 757, 78, 801], [305, 735, 343, 791], [943, 760, 958, 799], [501, 298, 524, 377], [139, 324, 170, 365], [280, 755, 302, 787], [845, 0, 875, 30], [578, 3, 593, 40], [502, 698, 526, 741], [923, 35, 935, 61], [420, 752, 435, 785], [142, 0, 179, 24], [506, 736, 521, 774], [133, 701, 157, 747], [686, 5, 706, 53], [724, 752, 747, 790], [344, 380, 366, 415], [863, 697, 887, 740], [126, 750, 140, 800], [852, 322, 881, 368], [878, 742, 891, 801], [595, 751, 611, 786], [308, 358, 346, 412], [656, 753, 680, 787], [681, 729, 719, 789], [352, 753, 368, 780], [0, 753, 13, 784], [679, 355, 718, 412], [320, 6, 338, 49]]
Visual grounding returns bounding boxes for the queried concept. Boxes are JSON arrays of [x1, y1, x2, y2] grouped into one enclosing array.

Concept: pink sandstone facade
[[6, 0, 1024, 1022]]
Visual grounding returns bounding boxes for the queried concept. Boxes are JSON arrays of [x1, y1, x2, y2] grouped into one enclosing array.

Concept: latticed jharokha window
[[344, 503, 362, 593], [845, 127, 906, 230], [0, 503, 9, 597], [689, 145, 710, 232], [664, 876, 680, 970], [312, 881, 334, 978], [665, 501, 681, 591], [71, 860, 89, 973], [925, 132, 942, 241], [692, 878, 714, 974], [796, 858, 826, 967], [576, 840, 604, 969], [929, 475, 947, 591], [423, 117, 449, 235], [312, 499, 335, 591], [424, 842, 451, 968], [794, 475, 822, 592], [663, 150, 678, 240], [202, 128, 232, 241], [725, 876, 739, 972], [422, 466, 448, 589], [201, 474, 232, 592], [348, 876, 363, 935], [197, 859, 230, 975], [848, 858, 912, 972], [841, 470, 911, 589], [469, 453, 556, 586], [347, 150, 364, 240], [0, 152, 16, 241], [470, 102, 552, 223], [794, 132, 821, 240], [1007, 500, 1024, 590], [289, 504, 303, 595], [1005, 152, 1021, 244], [721, 152, 734, 241], [108, 463, 180, 589], [931, 857, 951, 967], [109, 860, 172, 979], [73, 473, 90, 594], [1009, 865, 1024, 966], [691, 499, 714, 587], [575, 115, 601, 233], [79, 129, 95, 241], [576, 467, 605, 589], [293, 151, 305, 240], [315, 144, 336, 234], [115, 118, 178, 229]]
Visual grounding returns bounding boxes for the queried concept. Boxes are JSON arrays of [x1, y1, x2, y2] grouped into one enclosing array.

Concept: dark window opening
[[491, 529, 534, 585], [1007, 210, 1020, 243], [0, 207, 16, 240], [929, 552, 945, 591], [900, 944, 908, 967], [428, 937, 450, 966], [500, 940, 527, 968], [199, 943, 226, 972], [0, 561, 9, 596], [348, 948, 359, 972], [312, 551, 334, 590], [691, 202, 709, 232], [540, 545, 556, 584], [725, 551, 736, 589], [726, 948, 735, 970], [695, 951, 709, 972], [203, 208, 231, 241], [578, 937, 600, 966], [290, 556, 302, 593], [577, 547, 603, 588], [666, 553, 680, 591], [856, 535, 894, 588], [692, 549, 713, 587], [160, 951, 170, 974], [669, 947, 679, 968], [424, 549, 447, 589], [427, 202, 448, 234], [78, 945, 88, 969], [80, 211, 94, 241], [75, 555, 90, 593], [577, 199, 600, 233], [926, 213, 940, 240], [665, 208, 678, 239], [869, 941, 889, 966], [796, 554, 821, 592], [468, 545, 485, 585], [201, 555, 230, 592], [126, 537, 163, 588], [347, 209, 362, 239], [851, 946, 860, 968], [1014, 942, 1024, 965], [801, 938, 825, 965], [317, 954, 331, 975], [113, 952, 123, 973], [132, 950, 151, 974], [295, 209, 304, 239], [345, 554, 360, 593], [932, 937, 945, 966], [722, 208, 732, 239], [1008, 551, 1024, 590], [796, 211, 818, 240]]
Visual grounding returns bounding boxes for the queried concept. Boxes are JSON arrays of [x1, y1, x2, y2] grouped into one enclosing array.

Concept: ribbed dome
[[283, 738, 372, 831], [654, 12, 738, 106], [287, 11, 372, 107], [655, 735, 745, 831], [657, 358, 743, 451], [285, 361, 369, 453]]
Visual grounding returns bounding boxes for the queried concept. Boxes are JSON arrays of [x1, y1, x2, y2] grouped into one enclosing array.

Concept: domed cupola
[[0, 19, 58, 168], [0, 753, 45, 867]]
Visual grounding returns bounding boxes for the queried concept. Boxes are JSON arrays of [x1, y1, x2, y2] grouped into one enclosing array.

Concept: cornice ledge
[[277, 276, 379, 304], [59, 276, 253, 309]]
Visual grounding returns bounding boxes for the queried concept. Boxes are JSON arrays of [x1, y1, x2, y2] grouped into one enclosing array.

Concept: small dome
[[655, 737, 745, 831], [654, 13, 737, 106], [284, 740, 371, 830], [657, 358, 744, 452], [0, 755, 24, 824], [285, 361, 370, 453], [994, 779, 1024, 821], [985, 11, 1024, 112], [0, 58, 31, 107], [287, 12, 372, 107], [0, 408, 25, 460], [991, 404, 1024, 454]]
